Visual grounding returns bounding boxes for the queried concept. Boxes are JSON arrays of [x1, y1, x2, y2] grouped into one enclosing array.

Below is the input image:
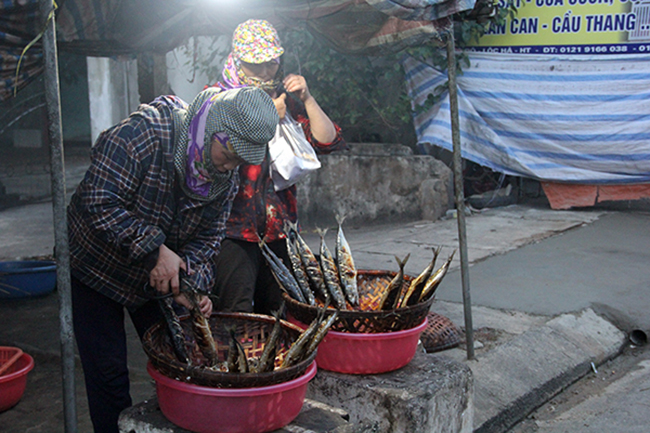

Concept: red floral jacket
[[225, 96, 347, 242]]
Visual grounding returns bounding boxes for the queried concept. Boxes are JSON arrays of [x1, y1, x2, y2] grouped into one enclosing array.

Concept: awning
[[1, 0, 476, 101]]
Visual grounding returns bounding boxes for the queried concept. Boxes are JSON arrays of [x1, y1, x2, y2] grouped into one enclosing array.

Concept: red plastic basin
[[0, 351, 34, 412], [290, 316, 427, 374], [147, 361, 317, 433]]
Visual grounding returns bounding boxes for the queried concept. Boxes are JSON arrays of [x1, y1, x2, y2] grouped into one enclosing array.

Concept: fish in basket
[[143, 310, 336, 433], [263, 217, 456, 334], [143, 308, 336, 388]]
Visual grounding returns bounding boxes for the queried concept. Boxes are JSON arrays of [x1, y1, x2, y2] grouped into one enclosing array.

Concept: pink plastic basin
[[0, 352, 34, 412], [147, 361, 317, 433], [290, 316, 427, 374]]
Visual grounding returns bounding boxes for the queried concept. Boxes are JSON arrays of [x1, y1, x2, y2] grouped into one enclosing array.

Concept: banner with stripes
[[404, 52, 650, 183]]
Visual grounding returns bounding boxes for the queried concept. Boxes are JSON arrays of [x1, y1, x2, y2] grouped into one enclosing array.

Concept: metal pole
[[445, 30, 475, 360], [40, 0, 78, 430]]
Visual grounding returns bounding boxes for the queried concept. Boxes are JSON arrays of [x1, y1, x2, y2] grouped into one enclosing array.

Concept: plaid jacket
[[225, 97, 347, 242], [68, 96, 238, 308]]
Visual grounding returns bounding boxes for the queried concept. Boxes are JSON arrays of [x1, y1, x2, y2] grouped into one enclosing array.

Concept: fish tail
[[284, 220, 300, 242], [256, 307, 284, 373], [396, 253, 410, 269]]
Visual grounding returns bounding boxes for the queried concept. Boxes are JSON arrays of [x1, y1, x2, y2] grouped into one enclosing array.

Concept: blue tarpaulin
[[405, 52, 650, 183]]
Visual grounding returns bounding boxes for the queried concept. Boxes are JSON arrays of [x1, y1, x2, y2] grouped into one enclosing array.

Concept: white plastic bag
[[268, 112, 321, 191]]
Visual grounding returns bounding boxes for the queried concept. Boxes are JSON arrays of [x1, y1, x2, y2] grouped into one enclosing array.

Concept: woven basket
[[142, 312, 317, 388], [283, 269, 434, 333], [420, 312, 462, 353]]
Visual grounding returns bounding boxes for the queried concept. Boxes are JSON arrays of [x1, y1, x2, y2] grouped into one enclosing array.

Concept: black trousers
[[212, 238, 289, 315], [71, 276, 161, 433]]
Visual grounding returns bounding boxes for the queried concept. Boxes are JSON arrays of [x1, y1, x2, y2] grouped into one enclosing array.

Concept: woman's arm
[[283, 74, 337, 143]]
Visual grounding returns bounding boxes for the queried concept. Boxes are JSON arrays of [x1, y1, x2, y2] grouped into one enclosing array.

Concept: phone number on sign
[[469, 44, 650, 54]]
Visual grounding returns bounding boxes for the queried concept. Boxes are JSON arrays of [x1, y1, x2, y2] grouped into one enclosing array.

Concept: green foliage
[[280, 29, 414, 144], [177, 35, 229, 85], [278, 1, 517, 146]]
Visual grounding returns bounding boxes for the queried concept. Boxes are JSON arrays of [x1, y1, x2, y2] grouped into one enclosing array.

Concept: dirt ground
[[0, 291, 155, 433], [0, 349, 95, 432]]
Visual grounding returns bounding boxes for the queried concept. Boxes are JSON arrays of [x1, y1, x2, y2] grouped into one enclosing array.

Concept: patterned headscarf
[[173, 87, 278, 201], [220, 19, 285, 92]]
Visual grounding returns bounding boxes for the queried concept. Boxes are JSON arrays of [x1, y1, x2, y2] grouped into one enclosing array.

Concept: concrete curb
[[471, 308, 625, 433]]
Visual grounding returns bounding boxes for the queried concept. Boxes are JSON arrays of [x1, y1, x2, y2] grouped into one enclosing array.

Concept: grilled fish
[[418, 250, 456, 303], [226, 326, 249, 373], [378, 254, 410, 311], [317, 228, 347, 310], [183, 289, 219, 367], [281, 308, 325, 368], [304, 310, 339, 358], [255, 306, 284, 373], [288, 222, 330, 304], [399, 246, 441, 308], [285, 233, 316, 305], [259, 239, 306, 304], [158, 295, 190, 364], [335, 215, 359, 308]]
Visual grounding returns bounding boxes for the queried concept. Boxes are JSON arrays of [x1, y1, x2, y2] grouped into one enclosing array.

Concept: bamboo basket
[[283, 269, 434, 333], [142, 312, 316, 388], [420, 312, 462, 353]]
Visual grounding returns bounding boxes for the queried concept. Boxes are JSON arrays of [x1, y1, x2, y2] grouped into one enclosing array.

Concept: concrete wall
[[87, 57, 140, 145], [166, 36, 228, 103], [296, 143, 453, 229], [86, 36, 225, 146]]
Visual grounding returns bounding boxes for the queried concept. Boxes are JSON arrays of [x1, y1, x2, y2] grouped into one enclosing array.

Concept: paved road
[[437, 211, 650, 335], [510, 343, 650, 433], [438, 210, 650, 433]]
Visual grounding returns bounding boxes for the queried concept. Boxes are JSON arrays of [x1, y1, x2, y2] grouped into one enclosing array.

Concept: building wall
[[166, 36, 228, 103], [297, 143, 453, 228], [85, 36, 226, 146], [86, 57, 139, 145]]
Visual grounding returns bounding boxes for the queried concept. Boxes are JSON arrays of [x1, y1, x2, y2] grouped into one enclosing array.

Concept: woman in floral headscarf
[[211, 19, 347, 314]]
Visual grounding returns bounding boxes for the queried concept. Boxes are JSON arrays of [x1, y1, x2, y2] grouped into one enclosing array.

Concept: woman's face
[[210, 137, 246, 173], [240, 60, 280, 82]]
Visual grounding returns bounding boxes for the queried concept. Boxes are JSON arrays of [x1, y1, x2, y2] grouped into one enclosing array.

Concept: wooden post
[[40, 0, 78, 430], [445, 30, 475, 360]]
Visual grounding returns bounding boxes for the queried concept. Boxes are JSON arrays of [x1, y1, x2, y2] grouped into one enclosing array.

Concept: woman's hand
[[172, 293, 213, 318], [197, 295, 213, 318], [283, 74, 312, 103], [283, 73, 337, 143], [273, 93, 287, 119], [149, 244, 186, 298]]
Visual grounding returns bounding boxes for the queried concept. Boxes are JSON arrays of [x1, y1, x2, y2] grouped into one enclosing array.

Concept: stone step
[[306, 350, 473, 433]]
